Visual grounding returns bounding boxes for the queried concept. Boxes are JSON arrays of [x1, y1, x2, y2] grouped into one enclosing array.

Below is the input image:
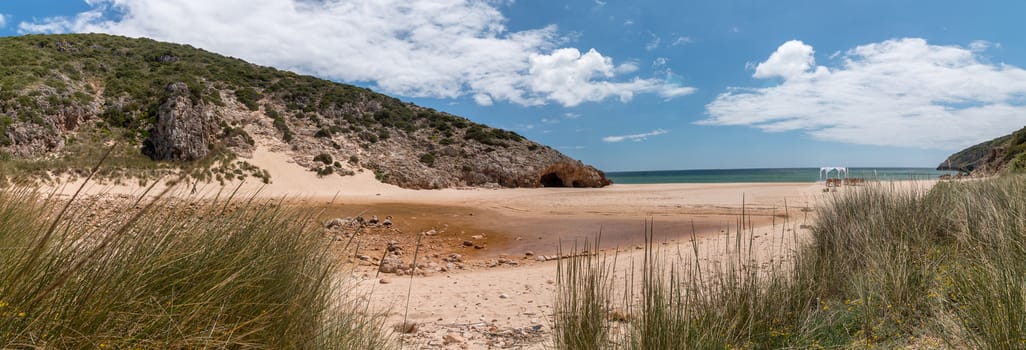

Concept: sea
[[605, 168, 959, 184]]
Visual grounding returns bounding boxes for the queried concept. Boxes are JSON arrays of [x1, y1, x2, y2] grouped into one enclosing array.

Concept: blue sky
[[2, 0, 1026, 171]]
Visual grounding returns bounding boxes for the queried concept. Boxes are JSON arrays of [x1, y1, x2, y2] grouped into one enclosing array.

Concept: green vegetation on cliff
[[938, 126, 1026, 174], [0, 34, 609, 189]]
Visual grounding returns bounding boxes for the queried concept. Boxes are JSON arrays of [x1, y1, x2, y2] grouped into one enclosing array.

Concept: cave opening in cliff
[[540, 172, 565, 187]]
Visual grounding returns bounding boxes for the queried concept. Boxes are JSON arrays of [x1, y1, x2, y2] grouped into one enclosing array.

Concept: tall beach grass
[[554, 176, 1026, 349], [0, 184, 392, 349]]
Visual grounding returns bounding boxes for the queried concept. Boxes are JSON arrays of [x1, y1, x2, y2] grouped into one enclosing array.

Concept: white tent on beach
[[819, 167, 847, 181]]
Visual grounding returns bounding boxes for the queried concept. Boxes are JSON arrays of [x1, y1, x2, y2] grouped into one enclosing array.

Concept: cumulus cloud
[[18, 0, 692, 107], [703, 38, 1026, 149], [602, 129, 668, 143], [0, 14, 6, 28], [752, 40, 816, 80]]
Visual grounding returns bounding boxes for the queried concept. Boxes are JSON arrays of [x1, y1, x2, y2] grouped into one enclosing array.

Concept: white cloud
[[703, 38, 1026, 149], [602, 129, 668, 142], [563, 112, 581, 119], [527, 48, 692, 106], [645, 34, 661, 51], [657, 86, 697, 99], [752, 40, 816, 80], [969, 40, 1000, 52], [473, 94, 494, 106], [672, 36, 693, 46], [0, 14, 7, 28], [19, 0, 692, 107], [623, 19, 634, 26], [653, 57, 669, 68], [541, 118, 560, 124], [615, 61, 640, 74]]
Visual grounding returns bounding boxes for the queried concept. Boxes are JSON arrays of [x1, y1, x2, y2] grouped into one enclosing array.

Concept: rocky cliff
[[938, 126, 1026, 175], [0, 34, 610, 189]]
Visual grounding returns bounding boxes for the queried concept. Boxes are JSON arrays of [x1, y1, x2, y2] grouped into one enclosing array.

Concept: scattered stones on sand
[[324, 217, 347, 229], [379, 255, 403, 273], [387, 240, 403, 254]]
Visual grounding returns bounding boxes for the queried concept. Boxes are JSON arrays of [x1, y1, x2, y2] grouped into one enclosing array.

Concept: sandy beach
[[44, 147, 940, 349]]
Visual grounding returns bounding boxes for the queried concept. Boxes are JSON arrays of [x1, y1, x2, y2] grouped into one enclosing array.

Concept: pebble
[[443, 333, 465, 345], [499, 293, 509, 299], [379, 278, 392, 284], [525, 251, 535, 256]]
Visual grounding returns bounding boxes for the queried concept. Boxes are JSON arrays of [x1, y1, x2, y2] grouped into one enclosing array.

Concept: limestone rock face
[[144, 82, 215, 161], [5, 122, 65, 158]]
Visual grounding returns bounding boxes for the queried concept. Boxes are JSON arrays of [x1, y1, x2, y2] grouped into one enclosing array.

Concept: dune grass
[[554, 176, 1026, 349], [0, 183, 392, 348]]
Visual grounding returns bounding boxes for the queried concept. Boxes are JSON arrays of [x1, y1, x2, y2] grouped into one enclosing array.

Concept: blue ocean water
[[605, 168, 958, 184]]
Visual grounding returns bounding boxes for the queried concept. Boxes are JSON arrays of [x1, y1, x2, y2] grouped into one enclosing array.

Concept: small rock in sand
[[443, 333, 465, 345], [499, 293, 509, 299], [379, 278, 392, 284], [525, 251, 535, 256], [379, 255, 403, 273], [462, 240, 474, 247], [394, 321, 418, 334]]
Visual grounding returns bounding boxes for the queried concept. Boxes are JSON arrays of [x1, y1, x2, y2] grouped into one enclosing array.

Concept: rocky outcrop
[[939, 126, 1026, 175], [535, 161, 612, 188], [143, 82, 215, 161], [4, 122, 65, 158]]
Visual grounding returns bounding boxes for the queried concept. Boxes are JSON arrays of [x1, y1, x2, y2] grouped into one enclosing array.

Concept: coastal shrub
[[554, 177, 1026, 349], [316, 166, 334, 177], [314, 153, 333, 165], [0, 185, 393, 349], [234, 87, 262, 111], [419, 153, 435, 167]]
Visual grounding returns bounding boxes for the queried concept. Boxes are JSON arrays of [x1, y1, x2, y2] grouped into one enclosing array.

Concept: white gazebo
[[819, 167, 848, 181]]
